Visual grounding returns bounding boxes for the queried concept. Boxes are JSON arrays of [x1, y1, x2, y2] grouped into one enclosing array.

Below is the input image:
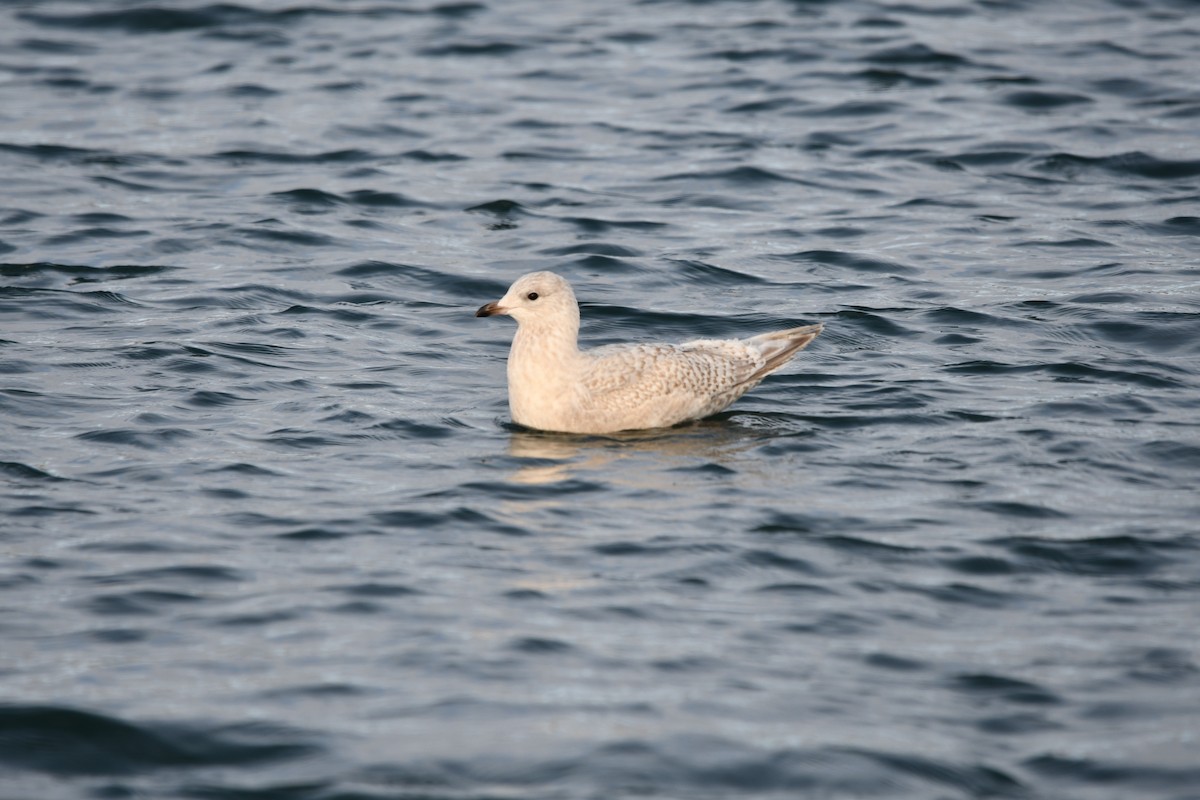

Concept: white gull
[[475, 271, 823, 434]]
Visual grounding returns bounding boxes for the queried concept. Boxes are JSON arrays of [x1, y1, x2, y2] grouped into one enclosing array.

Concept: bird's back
[[575, 323, 822, 432]]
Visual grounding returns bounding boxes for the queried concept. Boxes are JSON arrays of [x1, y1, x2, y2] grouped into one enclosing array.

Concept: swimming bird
[[475, 271, 822, 434]]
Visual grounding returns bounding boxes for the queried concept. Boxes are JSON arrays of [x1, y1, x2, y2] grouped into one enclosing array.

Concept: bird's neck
[[510, 315, 581, 372]]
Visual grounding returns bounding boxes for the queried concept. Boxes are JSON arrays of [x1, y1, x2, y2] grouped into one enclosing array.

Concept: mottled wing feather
[[580, 341, 764, 421]]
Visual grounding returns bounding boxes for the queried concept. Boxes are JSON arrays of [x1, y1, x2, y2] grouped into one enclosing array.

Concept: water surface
[[2, 1, 1199, 798]]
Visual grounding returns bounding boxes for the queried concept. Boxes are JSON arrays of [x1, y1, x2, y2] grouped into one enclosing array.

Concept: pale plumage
[[475, 271, 822, 434]]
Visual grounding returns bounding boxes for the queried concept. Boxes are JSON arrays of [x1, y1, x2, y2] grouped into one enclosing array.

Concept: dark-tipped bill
[[475, 301, 504, 318]]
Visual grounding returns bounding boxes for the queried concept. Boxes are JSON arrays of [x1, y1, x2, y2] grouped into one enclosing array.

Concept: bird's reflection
[[504, 415, 767, 487], [494, 422, 748, 527], [487, 414, 811, 561]]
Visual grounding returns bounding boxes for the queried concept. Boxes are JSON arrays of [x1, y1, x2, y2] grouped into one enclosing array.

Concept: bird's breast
[[506, 330, 583, 430]]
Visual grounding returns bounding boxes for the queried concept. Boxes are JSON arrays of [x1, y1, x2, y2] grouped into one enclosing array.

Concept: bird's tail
[[745, 323, 824, 379]]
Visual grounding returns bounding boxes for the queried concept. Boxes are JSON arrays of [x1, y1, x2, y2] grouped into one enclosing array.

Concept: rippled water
[[3, 1, 1200, 798]]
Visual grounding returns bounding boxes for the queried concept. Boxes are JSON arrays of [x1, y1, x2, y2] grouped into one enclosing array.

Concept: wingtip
[[788, 322, 824, 338]]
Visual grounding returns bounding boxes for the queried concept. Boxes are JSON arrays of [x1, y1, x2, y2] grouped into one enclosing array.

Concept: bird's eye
[[526, 292, 539, 301]]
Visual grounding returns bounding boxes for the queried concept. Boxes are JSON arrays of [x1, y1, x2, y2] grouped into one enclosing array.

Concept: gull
[[476, 271, 822, 434]]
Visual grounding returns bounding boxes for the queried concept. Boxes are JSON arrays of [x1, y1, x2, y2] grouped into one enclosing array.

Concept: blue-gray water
[[2, 1, 1199, 798]]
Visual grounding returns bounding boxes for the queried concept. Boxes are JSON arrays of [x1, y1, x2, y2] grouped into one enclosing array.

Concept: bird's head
[[475, 271, 579, 328]]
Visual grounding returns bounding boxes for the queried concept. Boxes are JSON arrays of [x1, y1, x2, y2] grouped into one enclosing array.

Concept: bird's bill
[[475, 301, 507, 317]]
